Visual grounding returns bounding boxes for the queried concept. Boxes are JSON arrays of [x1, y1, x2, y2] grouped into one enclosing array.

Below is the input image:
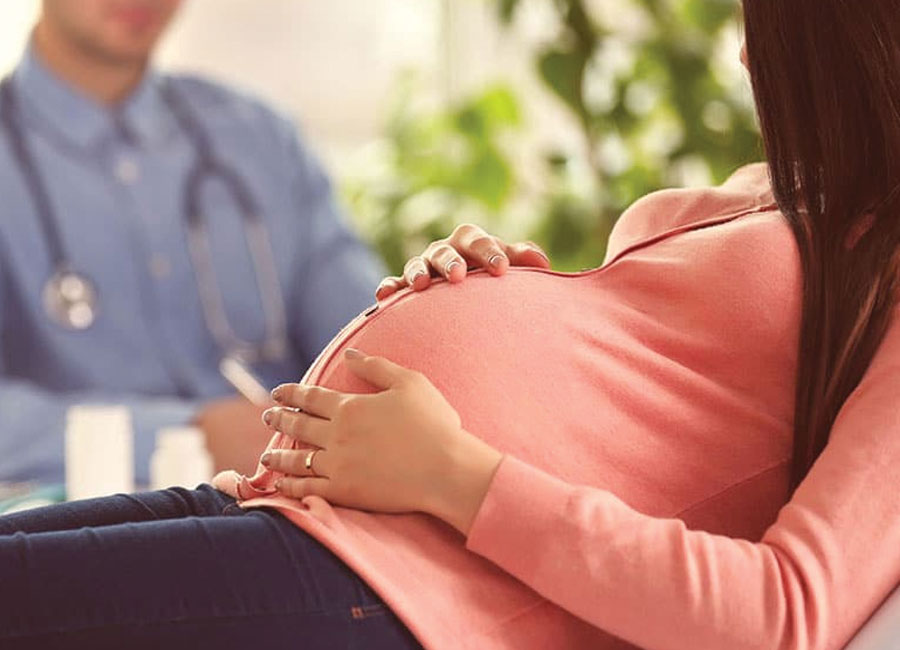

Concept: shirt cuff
[[465, 454, 578, 581]]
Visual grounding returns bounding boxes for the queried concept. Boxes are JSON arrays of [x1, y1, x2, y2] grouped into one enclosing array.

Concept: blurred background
[[0, 0, 762, 272]]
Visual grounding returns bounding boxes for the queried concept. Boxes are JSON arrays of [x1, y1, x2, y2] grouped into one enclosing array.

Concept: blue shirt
[[0, 49, 385, 483]]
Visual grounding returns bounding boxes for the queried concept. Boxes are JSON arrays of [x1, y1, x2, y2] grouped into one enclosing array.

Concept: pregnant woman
[[1, 2, 898, 649]]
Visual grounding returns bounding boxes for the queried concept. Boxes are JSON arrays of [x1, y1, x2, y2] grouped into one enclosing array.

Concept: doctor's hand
[[260, 349, 503, 536], [374, 223, 551, 300], [195, 397, 274, 477]]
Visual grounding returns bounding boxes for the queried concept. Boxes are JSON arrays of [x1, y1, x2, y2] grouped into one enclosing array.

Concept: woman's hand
[[259, 349, 504, 536], [375, 223, 551, 300]]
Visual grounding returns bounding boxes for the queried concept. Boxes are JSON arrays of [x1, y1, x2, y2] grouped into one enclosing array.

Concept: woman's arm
[[458, 319, 900, 650]]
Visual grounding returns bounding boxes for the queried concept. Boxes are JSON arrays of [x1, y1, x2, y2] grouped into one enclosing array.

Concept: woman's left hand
[[260, 349, 503, 536]]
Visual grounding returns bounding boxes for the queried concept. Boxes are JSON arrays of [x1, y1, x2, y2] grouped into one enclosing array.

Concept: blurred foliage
[[343, 0, 763, 273]]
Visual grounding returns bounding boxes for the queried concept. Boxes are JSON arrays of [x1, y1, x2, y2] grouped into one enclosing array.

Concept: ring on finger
[[304, 449, 321, 477]]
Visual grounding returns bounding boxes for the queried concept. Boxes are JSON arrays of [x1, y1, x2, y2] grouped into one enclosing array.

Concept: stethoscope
[[0, 76, 289, 365]]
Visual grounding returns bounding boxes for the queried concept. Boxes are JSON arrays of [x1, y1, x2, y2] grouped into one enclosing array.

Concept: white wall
[[156, 0, 444, 161], [0, 2, 40, 73], [0, 0, 446, 168]]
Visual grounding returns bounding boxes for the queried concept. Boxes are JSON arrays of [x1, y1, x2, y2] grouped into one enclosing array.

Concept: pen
[[219, 357, 271, 405]]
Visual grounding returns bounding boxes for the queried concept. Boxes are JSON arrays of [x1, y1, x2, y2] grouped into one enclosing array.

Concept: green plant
[[343, 75, 524, 272], [343, 0, 763, 273]]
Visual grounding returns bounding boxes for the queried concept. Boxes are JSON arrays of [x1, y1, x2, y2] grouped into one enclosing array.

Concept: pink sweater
[[236, 163, 900, 650]]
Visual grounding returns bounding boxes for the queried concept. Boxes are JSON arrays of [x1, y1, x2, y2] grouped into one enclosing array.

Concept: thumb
[[211, 470, 242, 498], [343, 349, 408, 389]]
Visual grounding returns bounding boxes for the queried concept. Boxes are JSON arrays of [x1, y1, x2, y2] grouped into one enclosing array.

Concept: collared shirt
[[0, 48, 385, 483]]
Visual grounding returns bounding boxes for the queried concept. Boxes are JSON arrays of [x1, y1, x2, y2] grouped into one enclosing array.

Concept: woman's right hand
[[374, 223, 551, 300]]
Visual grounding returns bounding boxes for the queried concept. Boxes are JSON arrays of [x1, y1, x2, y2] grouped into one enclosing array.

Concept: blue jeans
[[0, 485, 424, 649]]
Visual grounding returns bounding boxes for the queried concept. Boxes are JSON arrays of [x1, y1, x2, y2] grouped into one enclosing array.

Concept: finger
[[276, 476, 331, 500], [375, 276, 405, 300], [343, 349, 410, 389], [270, 384, 343, 418], [450, 225, 509, 276], [469, 236, 510, 275], [447, 223, 489, 254], [506, 241, 552, 269], [402, 256, 431, 292], [262, 407, 331, 447], [262, 448, 327, 477], [260, 449, 306, 475], [422, 243, 466, 284]]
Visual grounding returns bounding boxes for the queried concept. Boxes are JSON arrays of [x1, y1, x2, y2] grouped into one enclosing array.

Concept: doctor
[[0, 0, 385, 482]]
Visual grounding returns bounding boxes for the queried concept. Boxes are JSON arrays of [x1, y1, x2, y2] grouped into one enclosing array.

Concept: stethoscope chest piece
[[42, 269, 98, 330]]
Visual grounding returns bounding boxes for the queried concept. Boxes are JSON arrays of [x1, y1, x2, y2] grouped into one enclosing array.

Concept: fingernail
[[260, 452, 272, 467], [533, 248, 551, 262], [262, 408, 275, 425], [412, 270, 427, 283], [274, 478, 283, 490], [271, 386, 284, 401], [445, 260, 461, 276], [345, 348, 365, 360], [489, 254, 505, 268]]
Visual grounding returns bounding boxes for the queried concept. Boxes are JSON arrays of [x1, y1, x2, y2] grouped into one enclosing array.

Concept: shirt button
[[115, 158, 140, 184], [149, 254, 172, 279]]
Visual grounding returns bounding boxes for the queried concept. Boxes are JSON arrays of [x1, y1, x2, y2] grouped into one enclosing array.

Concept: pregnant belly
[[300, 267, 786, 508], [236, 267, 792, 649]]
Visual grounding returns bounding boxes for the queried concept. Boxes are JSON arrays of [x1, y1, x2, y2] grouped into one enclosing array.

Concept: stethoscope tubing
[[160, 80, 289, 363], [0, 75, 289, 364], [0, 78, 69, 270]]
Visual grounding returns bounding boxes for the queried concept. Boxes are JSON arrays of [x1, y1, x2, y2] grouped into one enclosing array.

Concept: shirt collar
[[12, 43, 173, 150]]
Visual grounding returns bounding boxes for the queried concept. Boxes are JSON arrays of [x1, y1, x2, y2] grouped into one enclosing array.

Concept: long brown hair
[[741, 0, 900, 490]]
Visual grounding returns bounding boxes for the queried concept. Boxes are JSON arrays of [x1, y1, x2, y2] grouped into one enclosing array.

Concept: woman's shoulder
[[604, 162, 779, 263]]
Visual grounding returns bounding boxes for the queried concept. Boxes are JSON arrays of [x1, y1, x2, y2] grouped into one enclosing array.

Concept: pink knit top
[[235, 163, 900, 650]]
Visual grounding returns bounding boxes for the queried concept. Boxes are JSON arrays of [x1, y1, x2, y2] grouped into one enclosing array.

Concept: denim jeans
[[0, 485, 424, 649]]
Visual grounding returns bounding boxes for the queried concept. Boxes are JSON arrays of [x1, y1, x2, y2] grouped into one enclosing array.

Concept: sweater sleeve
[[465, 311, 900, 650]]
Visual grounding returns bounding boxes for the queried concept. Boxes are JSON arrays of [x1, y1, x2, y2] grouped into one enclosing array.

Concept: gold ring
[[304, 449, 320, 477]]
